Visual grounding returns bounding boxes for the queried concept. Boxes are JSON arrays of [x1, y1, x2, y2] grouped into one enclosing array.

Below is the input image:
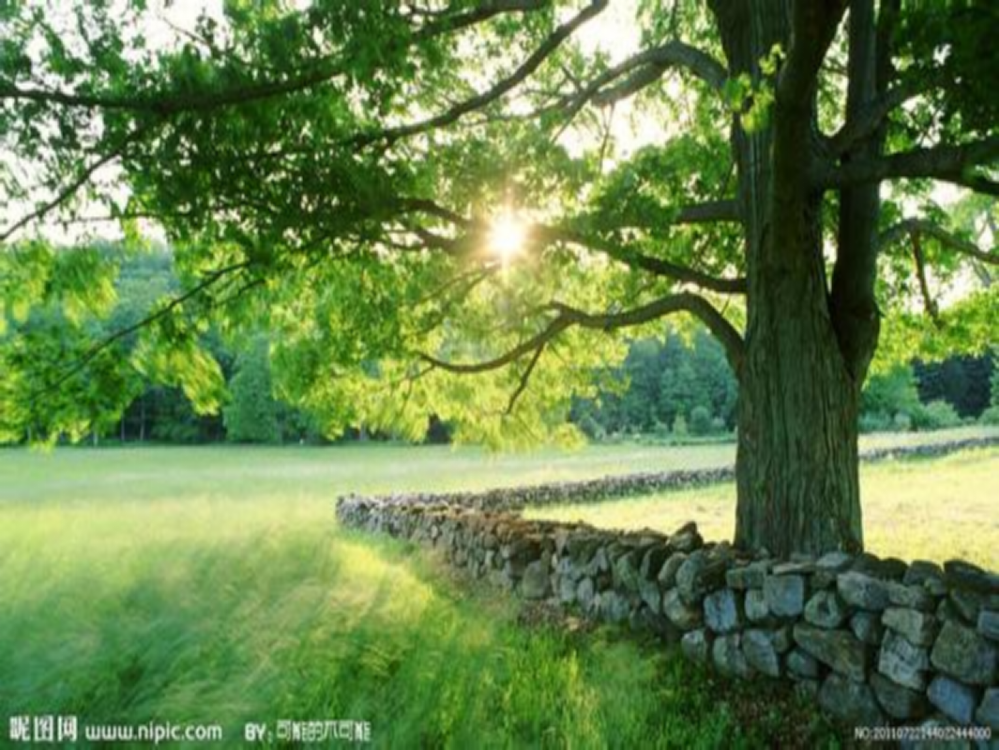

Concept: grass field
[[0, 430, 994, 747], [526, 444, 999, 571]]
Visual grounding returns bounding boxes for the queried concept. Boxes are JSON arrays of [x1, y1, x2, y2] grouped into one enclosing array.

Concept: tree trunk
[[710, 0, 865, 556], [734, 258, 864, 556]]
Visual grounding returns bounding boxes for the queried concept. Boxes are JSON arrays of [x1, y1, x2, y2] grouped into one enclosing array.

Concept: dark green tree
[[2, 1, 997, 554], [224, 336, 281, 444]]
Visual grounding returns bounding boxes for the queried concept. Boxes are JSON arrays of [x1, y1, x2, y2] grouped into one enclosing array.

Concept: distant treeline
[[15, 248, 998, 445]]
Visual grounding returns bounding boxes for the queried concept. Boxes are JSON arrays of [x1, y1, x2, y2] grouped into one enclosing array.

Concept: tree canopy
[[1, 0, 998, 551]]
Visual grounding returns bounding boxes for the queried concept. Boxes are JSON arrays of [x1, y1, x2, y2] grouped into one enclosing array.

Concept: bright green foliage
[[224, 336, 280, 443], [0, 0, 995, 447]]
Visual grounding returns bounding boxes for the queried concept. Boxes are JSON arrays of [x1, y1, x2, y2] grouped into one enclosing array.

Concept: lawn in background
[[525, 445, 999, 571]]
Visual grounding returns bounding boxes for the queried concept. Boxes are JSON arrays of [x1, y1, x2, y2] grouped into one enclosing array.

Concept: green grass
[[525, 446, 999, 571], [0, 444, 844, 748], [0, 431, 994, 747]]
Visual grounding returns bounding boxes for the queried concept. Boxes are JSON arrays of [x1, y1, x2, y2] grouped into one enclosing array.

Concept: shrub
[[979, 405, 999, 426], [672, 414, 688, 436], [689, 406, 713, 436], [911, 400, 961, 431], [892, 412, 913, 432], [859, 412, 892, 433]]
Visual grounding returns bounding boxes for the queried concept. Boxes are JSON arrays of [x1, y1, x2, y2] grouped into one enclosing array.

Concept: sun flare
[[488, 211, 528, 262]]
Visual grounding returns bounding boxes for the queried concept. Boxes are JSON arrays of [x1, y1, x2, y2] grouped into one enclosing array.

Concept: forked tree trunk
[[710, 0, 867, 556]]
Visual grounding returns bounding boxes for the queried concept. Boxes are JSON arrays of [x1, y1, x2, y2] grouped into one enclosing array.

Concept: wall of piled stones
[[336, 437, 999, 737], [356, 436, 997, 513]]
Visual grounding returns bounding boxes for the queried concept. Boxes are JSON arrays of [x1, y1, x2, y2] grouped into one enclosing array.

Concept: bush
[[689, 406, 713, 436], [672, 414, 688, 437], [911, 400, 961, 431], [859, 412, 892, 433], [892, 412, 913, 432], [979, 405, 999, 426]]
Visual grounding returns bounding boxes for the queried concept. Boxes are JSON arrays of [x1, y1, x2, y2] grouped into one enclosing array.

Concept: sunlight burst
[[488, 210, 527, 262]]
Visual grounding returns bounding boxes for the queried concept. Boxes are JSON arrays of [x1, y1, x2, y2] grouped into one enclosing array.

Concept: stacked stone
[[336, 494, 999, 736], [340, 436, 997, 516]]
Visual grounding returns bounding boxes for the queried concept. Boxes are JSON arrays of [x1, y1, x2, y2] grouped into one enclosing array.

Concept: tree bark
[[710, 0, 864, 556]]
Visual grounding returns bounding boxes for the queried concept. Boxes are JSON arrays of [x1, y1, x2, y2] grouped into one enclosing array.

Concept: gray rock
[[794, 624, 868, 681], [950, 589, 985, 625], [773, 561, 815, 575], [745, 588, 770, 623], [787, 648, 820, 679], [937, 597, 968, 625], [576, 577, 595, 608], [598, 590, 630, 623], [726, 561, 768, 590], [704, 589, 740, 634], [838, 572, 891, 611], [878, 630, 930, 691], [888, 581, 935, 611], [557, 575, 577, 604], [927, 675, 980, 725], [976, 688, 999, 731], [804, 590, 848, 628], [871, 672, 928, 721], [676, 549, 727, 605], [851, 611, 884, 645], [772, 626, 793, 653], [638, 578, 661, 614], [944, 559, 999, 595], [883, 607, 938, 647], [742, 629, 781, 677], [904, 559, 944, 587], [663, 588, 703, 631], [764, 574, 806, 618], [712, 634, 752, 678], [931, 620, 998, 686], [521, 560, 550, 599], [612, 551, 641, 592], [657, 552, 687, 588], [639, 544, 673, 581], [818, 673, 885, 727], [979, 610, 999, 642], [816, 551, 854, 572], [669, 524, 703, 553], [681, 628, 710, 663]]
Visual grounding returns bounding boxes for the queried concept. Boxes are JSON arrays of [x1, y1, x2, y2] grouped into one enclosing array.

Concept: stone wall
[[336, 438, 999, 738], [352, 436, 998, 513]]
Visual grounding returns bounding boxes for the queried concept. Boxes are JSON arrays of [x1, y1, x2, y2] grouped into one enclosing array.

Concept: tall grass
[[0, 445, 848, 747]]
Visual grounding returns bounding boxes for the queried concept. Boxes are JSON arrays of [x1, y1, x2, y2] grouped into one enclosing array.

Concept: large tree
[[1, 0, 997, 555]]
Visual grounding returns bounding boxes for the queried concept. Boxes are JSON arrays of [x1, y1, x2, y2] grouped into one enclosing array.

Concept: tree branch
[[880, 218, 999, 266], [393, 196, 746, 293], [358, 0, 608, 147], [420, 291, 745, 376], [826, 77, 921, 156], [909, 231, 940, 324], [535, 222, 747, 294], [1, 127, 150, 242], [505, 340, 546, 414], [814, 136, 999, 195], [586, 41, 728, 106]]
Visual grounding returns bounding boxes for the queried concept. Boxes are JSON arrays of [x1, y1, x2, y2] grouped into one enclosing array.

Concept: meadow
[[0, 429, 995, 747]]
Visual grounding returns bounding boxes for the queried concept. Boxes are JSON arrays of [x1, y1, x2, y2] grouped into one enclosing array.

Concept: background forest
[[10, 245, 994, 446]]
